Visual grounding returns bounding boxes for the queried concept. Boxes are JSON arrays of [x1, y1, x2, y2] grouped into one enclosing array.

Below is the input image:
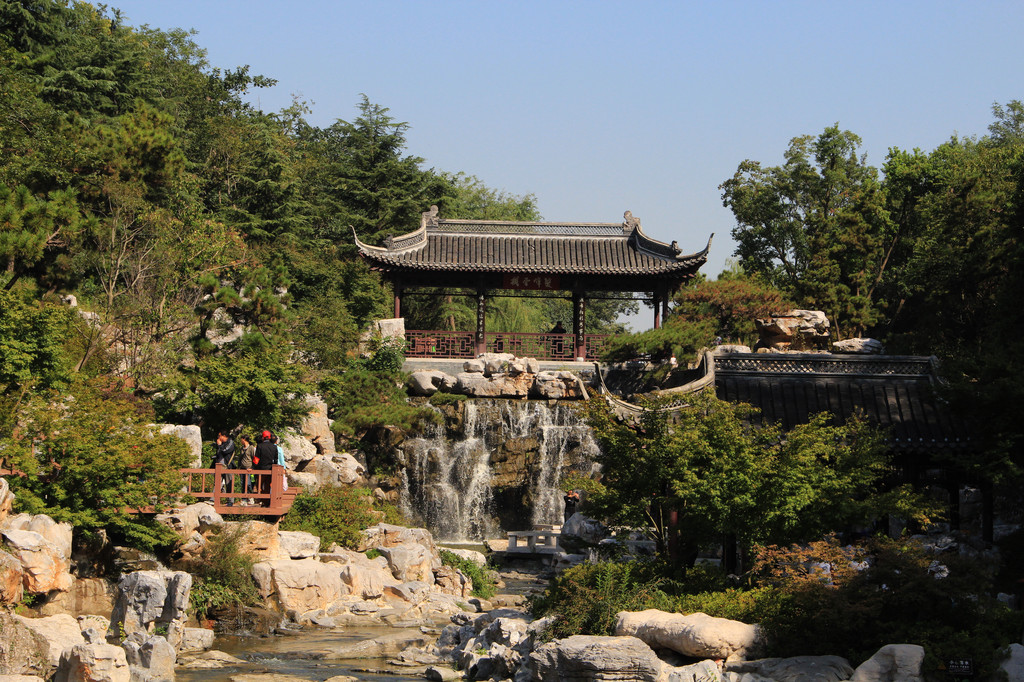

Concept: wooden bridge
[[179, 464, 301, 516]]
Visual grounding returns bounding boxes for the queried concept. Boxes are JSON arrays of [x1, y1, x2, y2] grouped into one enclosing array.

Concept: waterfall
[[398, 399, 600, 542]]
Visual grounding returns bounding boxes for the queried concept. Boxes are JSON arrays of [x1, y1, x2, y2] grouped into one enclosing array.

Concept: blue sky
[[114, 0, 1022, 323]]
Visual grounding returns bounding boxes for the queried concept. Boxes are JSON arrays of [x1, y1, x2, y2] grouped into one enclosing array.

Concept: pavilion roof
[[354, 206, 711, 279]]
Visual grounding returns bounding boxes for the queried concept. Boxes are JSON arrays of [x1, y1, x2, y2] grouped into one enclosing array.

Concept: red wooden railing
[[405, 331, 609, 361], [179, 464, 301, 516]]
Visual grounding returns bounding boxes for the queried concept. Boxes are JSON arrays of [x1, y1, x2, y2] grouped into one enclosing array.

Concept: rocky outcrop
[[435, 609, 536, 680], [12, 614, 85, 670], [289, 453, 365, 491], [529, 635, 664, 681], [614, 609, 762, 660], [833, 338, 884, 354], [53, 643, 130, 682], [531, 371, 587, 399], [157, 424, 202, 468], [849, 644, 924, 682], [726, 656, 853, 682], [1, 526, 74, 595], [0, 612, 51, 677], [38, 577, 117, 618], [121, 632, 176, 682], [154, 503, 223, 540], [300, 395, 336, 455], [108, 571, 191, 652], [277, 531, 321, 559], [755, 310, 830, 351], [407, 354, 588, 400], [0, 551, 25, 604], [0, 478, 15, 525], [251, 558, 349, 618]]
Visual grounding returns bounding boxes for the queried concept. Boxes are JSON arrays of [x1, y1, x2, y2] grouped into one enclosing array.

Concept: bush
[[440, 549, 496, 599], [319, 367, 438, 446], [182, 525, 260, 621], [530, 561, 673, 639], [280, 485, 405, 549]]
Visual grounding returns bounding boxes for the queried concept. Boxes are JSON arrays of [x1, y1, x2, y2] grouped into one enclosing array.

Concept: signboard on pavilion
[[503, 274, 560, 290]]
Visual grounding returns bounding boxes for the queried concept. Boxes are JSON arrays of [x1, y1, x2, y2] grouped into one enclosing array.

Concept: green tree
[[720, 125, 891, 338]]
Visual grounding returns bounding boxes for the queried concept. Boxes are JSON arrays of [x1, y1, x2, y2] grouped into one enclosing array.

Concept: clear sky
[[112, 0, 1022, 324]]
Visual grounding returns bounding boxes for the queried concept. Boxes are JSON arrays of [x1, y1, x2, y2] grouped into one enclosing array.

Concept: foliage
[[427, 391, 468, 406], [672, 271, 795, 347], [181, 524, 260, 621], [0, 288, 72, 398], [2, 376, 189, 551], [529, 561, 672, 639], [280, 485, 404, 550], [365, 335, 407, 373], [600, 315, 715, 362], [319, 366, 437, 446], [721, 125, 891, 338], [439, 549, 497, 599], [749, 535, 1024, 676], [582, 393, 936, 568]]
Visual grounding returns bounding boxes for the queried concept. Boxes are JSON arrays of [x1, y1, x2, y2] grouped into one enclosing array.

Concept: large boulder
[[455, 372, 533, 398], [407, 370, 458, 397], [12, 614, 85, 669], [277, 531, 321, 559], [377, 543, 434, 583], [53, 643, 130, 682], [154, 503, 222, 540], [531, 371, 586, 399], [755, 310, 830, 351], [221, 521, 284, 561], [614, 609, 762, 660], [1, 528, 73, 594], [299, 395, 336, 455], [179, 628, 215, 654], [849, 644, 924, 682], [250, 558, 347, 618], [157, 425, 202, 468], [38, 577, 116, 617], [726, 656, 853, 682], [108, 571, 191, 652], [280, 427, 317, 468], [2, 514, 72, 559], [832, 338, 884, 354], [292, 454, 363, 490], [0, 478, 15, 525], [561, 513, 606, 546], [0, 612, 50, 677], [528, 635, 663, 681], [121, 632, 176, 682], [0, 551, 24, 604], [359, 524, 441, 568]]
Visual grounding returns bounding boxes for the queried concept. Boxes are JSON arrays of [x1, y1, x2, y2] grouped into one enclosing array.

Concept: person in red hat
[[254, 431, 277, 505]]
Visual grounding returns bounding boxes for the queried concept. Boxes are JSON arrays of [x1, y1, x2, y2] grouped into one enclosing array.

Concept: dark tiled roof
[[354, 208, 711, 278], [713, 353, 972, 452]]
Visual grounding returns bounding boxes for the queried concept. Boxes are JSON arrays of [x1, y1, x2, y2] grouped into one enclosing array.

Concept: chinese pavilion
[[354, 206, 712, 360]]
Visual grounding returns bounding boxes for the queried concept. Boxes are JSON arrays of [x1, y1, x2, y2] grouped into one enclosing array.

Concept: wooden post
[[573, 292, 586, 359], [475, 289, 487, 356], [653, 294, 662, 329], [393, 282, 402, 319], [213, 464, 222, 509], [270, 464, 285, 513]]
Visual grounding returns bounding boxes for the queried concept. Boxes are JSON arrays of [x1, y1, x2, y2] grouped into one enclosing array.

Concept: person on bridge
[[214, 431, 236, 503], [254, 430, 277, 505]]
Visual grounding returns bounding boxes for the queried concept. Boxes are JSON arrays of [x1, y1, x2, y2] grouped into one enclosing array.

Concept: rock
[[443, 547, 486, 567], [378, 543, 435, 583], [340, 562, 398, 600], [279, 428, 316, 468], [455, 372, 534, 398], [299, 395, 335, 455], [331, 453, 365, 484], [251, 558, 347, 617], [562, 513, 606, 545], [432, 565, 471, 598], [121, 633, 176, 682], [726, 656, 853, 682], [463, 359, 485, 374], [108, 571, 191, 652], [999, 643, 1024, 682], [292, 455, 361, 490], [755, 310, 830, 351], [425, 666, 462, 681], [175, 649, 246, 669], [38, 577, 117, 617], [407, 370, 451, 396], [614, 609, 762, 660], [0, 551, 24, 604], [157, 425, 202, 468], [529, 635, 663, 681], [180, 628, 215, 653], [664, 660, 721, 682], [53, 643, 130, 682], [277, 531, 321, 559], [13, 613, 85, 669], [0, 612, 51, 677], [223, 521, 283, 561], [1, 528, 73, 594], [370, 317, 405, 341], [0, 676, 45, 681], [849, 644, 924, 682], [0, 478, 15, 525], [320, 630, 434, 659], [154, 503, 223, 539], [360, 524, 441, 567], [714, 344, 752, 355], [833, 338, 884, 354], [531, 371, 585, 399]]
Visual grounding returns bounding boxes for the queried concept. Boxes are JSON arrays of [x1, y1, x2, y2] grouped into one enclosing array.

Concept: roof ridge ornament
[[422, 204, 440, 229], [622, 210, 641, 233]]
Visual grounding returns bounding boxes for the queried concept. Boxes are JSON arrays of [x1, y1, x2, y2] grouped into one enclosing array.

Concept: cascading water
[[397, 399, 600, 542]]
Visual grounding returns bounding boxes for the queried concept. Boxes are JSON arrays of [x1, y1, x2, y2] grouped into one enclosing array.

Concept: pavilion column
[[573, 291, 586, 360], [393, 281, 402, 319], [653, 293, 662, 329], [475, 289, 487, 357]]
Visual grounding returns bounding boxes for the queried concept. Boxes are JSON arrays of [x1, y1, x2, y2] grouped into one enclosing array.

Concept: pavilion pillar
[[393, 281, 402, 319], [475, 289, 486, 356], [573, 292, 586, 360], [653, 293, 662, 329]]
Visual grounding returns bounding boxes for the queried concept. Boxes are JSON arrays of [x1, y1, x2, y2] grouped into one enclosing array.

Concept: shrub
[[280, 485, 405, 549], [427, 391, 468, 406], [440, 549, 497, 599], [530, 561, 672, 639], [182, 525, 260, 621], [319, 368, 438, 446]]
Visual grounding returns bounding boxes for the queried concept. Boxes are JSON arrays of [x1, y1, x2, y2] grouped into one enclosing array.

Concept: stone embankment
[[407, 353, 588, 400]]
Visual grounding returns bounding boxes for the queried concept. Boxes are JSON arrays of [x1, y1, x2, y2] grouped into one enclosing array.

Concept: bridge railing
[[405, 331, 609, 361], [180, 464, 300, 516]]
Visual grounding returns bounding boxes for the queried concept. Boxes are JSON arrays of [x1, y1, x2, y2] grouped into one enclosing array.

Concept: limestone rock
[[529, 635, 663, 681], [292, 454, 362, 490], [251, 558, 347, 617], [53, 643, 130, 682], [479, 353, 516, 375], [299, 395, 335, 455], [339, 562, 397, 600], [280, 428, 317, 468], [38, 577, 116, 617], [407, 370, 458, 396], [179, 628, 215, 653], [0, 612, 51, 677], [432, 565, 471, 598], [562, 513, 606, 546], [223, 521, 284, 561], [154, 503, 222, 539], [13, 613, 85, 669], [614, 609, 762, 660], [0, 551, 24, 605], [0, 478, 15, 525], [726, 656, 853, 682], [109, 571, 191, 651], [320, 630, 434, 659], [378, 543, 434, 583], [713, 344, 752, 355], [1, 514, 73, 559], [1, 529, 73, 594], [463, 359, 485, 374], [121, 633, 176, 682], [849, 644, 924, 682], [999, 643, 1024, 682], [755, 310, 830, 350], [360, 524, 441, 569], [833, 338, 884, 354], [277, 531, 321, 559], [531, 371, 585, 399], [157, 425, 202, 468], [443, 548, 486, 567]]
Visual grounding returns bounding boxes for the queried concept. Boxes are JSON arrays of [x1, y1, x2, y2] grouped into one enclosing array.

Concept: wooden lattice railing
[[405, 331, 608, 361], [179, 464, 301, 516]]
